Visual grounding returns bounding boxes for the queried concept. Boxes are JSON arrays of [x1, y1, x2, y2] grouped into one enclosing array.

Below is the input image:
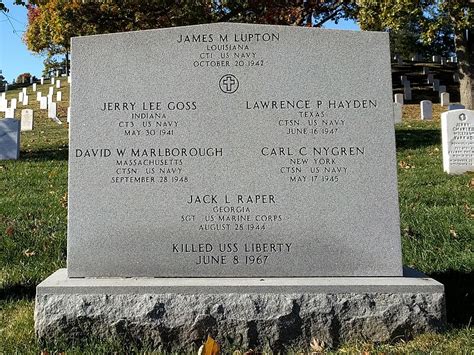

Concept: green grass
[[0, 83, 473, 353]]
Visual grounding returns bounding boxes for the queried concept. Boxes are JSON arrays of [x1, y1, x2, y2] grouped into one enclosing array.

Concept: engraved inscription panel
[[68, 23, 402, 277]]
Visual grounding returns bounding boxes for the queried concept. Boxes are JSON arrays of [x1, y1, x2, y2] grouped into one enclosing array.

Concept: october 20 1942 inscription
[[68, 23, 402, 277]]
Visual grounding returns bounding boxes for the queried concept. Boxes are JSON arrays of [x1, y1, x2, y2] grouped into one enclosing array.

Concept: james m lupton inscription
[[68, 23, 402, 277]]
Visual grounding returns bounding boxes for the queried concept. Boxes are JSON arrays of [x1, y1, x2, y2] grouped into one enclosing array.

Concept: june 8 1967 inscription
[[68, 23, 403, 277]]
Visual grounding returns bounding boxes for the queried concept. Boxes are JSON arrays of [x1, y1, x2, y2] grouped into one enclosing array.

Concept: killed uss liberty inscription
[[69, 23, 402, 277]]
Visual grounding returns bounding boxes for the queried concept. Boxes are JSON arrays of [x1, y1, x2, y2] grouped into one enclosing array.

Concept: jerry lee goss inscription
[[68, 23, 402, 277]]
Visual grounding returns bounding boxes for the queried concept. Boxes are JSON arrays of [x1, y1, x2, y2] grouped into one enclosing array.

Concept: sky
[[0, 1, 360, 83]]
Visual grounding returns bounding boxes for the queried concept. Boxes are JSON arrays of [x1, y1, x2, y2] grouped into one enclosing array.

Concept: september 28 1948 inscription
[[68, 23, 402, 277]]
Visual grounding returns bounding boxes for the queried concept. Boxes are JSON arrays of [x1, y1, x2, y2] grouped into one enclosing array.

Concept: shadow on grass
[[396, 129, 441, 149], [429, 270, 473, 326], [0, 283, 36, 302], [21, 148, 68, 162]]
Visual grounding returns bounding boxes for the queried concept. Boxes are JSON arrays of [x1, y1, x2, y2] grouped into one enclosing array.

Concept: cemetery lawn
[[0, 84, 473, 353]]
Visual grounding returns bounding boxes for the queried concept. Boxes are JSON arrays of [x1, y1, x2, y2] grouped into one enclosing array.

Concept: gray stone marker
[[441, 109, 473, 174], [0, 118, 20, 160], [427, 73, 434, 84], [440, 92, 450, 106], [21, 109, 34, 131], [36, 23, 445, 350], [56, 91, 62, 102], [68, 25, 402, 278], [438, 85, 446, 93], [403, 81, 412, 100], [433, 79, 440, 91], [33, 83, 37, 91], [421, 100, 433, 120]]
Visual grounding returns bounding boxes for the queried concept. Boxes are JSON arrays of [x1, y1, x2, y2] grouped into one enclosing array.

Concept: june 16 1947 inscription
[[68, 23, 402, 277]]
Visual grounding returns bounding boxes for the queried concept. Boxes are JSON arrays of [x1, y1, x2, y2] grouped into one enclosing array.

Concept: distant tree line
[[2, 0, 472, 108]]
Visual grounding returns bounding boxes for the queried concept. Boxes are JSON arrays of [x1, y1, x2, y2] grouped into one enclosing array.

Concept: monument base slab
[[35, 269, 445, 351]]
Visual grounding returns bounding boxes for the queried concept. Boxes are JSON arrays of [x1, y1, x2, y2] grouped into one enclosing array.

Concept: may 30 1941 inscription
[[68, 23, 402, 277]]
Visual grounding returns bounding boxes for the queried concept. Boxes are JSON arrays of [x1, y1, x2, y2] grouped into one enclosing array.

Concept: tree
[[356, 0, 474, 109]]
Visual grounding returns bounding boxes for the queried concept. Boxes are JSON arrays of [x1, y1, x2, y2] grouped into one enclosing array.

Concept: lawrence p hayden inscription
[[67, 23, 402, 277]]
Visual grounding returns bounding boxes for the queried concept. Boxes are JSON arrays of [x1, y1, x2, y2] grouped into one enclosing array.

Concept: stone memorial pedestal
[[36, 268, 444, 351], [35, 24, 445, 350]]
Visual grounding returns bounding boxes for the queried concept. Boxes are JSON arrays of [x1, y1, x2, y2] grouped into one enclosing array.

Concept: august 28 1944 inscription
[[68, 23, 402, 277]]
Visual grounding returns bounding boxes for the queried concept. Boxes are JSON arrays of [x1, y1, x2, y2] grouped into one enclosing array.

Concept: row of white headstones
[[0, 76, 71, 130], [394, 54, 457, 65], [399, 67, 458, 102], [392, 93, 472, 175]]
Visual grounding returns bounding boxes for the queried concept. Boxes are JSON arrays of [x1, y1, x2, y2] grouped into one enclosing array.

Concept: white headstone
[[427, 74, 434, 84], [67, 106, 71, 123], [420, 100, 432, 120], [393, 102, 402, 124], [448, 104, 465, 111], [440, 57, 447, 65], [48, 102, 57, 119], [5, 107, 15, 118], [40, 77, 44, 85], [433, 79, 440, 91], [438, 85, 446, 93], [30, 77, 33, 84], [56, 91, 62, 102], [21, 109, 34, 131], [56, 80, 61, 89], [441, 109, 474, 174], [22, 95, 29, 106], [400, 75, 407, 84], [67, 76, 71, 84], [48, 86, 54, 96], [10, 98, 17, 109], [37, 92, 42, 101], [394, 93, 404, 105], [51, 77, 55, 85], [0, 118, 20, 160], [40, 97, 48, 110], [0, 98, 6, 112], [4, 84, 7, 91], [453, 73, 459, 82], [56, 70, 60, 77], [47, 94, 53, 106], [19, 92, 24, 102], [33, 83, 37, 91], [422, 67, 429, 75], [22, 88, 27, 95], [440, 92, 450, 106]]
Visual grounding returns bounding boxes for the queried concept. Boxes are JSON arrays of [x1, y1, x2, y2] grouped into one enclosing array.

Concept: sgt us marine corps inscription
[[68, 23, 402, 277]]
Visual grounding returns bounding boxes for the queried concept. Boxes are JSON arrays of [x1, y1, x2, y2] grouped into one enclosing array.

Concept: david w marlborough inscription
[[68, 23, 402, 277]]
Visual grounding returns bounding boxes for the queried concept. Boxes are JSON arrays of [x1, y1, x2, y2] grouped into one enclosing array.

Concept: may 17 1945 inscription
[[68, 23, 402, 277]]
